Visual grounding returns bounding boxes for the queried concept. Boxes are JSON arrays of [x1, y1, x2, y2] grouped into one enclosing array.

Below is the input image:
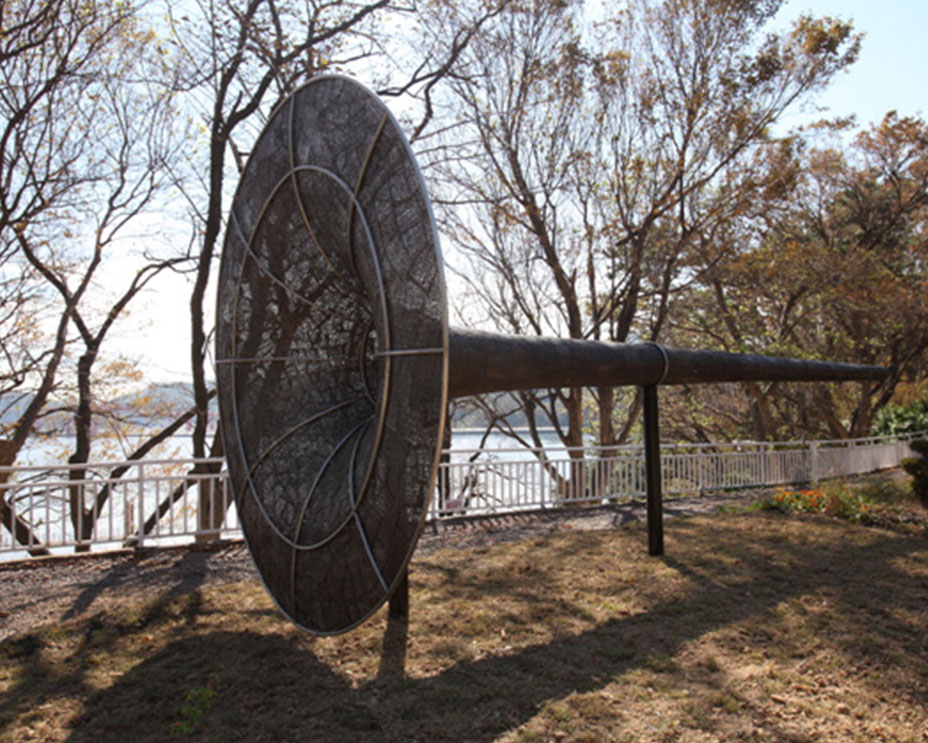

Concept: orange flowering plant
[[759, 487, 826, 514], [758, 486, 870, 523]]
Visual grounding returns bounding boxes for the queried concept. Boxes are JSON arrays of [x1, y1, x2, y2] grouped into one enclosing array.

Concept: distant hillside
[[0, 382, 218, 432], [111, 382, 199, 426], [0, 393, 32, 425]]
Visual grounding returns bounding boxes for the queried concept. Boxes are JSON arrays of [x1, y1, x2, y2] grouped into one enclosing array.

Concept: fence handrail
[[433, 431, 923, 519], [449, 430, 927, 457], [0, 456, 226, 475], [4, 432, 923, 471]]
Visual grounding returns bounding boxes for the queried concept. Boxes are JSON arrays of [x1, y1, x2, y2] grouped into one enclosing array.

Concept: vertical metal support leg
[[388, 568, 409, 618], [642, 385, 664, 556]]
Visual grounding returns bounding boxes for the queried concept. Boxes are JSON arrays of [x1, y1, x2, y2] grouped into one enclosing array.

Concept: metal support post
[[388, 568, 409, 619], [642, 385, 664, 556]]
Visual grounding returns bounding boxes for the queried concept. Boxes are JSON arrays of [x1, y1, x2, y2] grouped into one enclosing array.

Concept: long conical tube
[[448, 329, 888, 398]]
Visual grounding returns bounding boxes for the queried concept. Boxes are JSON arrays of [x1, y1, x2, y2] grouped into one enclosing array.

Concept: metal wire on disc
[[215, 76, 449, 635]]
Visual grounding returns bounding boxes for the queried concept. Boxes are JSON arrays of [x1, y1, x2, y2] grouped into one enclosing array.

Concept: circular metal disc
[[216, 76, 448, 634]]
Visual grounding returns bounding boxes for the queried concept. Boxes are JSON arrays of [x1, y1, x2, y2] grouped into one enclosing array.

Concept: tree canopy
[[0, 0, 925, 544], [428, 0, 873, 465]]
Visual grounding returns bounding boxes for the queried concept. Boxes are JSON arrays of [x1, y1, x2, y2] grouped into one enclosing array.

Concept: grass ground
[[1, 476, 927, 742]]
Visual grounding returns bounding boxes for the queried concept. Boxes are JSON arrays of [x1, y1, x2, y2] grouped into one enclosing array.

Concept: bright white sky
[[121, 0, 928, 384]]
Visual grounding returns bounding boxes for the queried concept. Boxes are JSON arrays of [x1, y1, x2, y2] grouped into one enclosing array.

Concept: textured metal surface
[[448, 329, 888, 397], [216, 76, 447, 635]]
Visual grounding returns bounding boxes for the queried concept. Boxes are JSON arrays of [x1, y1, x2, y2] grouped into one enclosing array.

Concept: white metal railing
[[0, 433, 922, 557], [429, 432, 924, 519], [0, 457, 233, 558]]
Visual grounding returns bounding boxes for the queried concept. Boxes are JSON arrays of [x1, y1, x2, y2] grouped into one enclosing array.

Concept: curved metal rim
[[216, 73, 449, 635]]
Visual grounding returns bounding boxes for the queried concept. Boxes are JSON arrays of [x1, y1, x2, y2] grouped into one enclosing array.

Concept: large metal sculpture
[[216, 75, 887, 635]]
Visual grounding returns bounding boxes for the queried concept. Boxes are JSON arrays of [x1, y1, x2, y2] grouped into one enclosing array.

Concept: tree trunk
[[69, 351, 96, 551], [564, 386, 586, 502], [195, 431, 227, 542], [0, 442, 50, 556], [744, 381, 776, 441]]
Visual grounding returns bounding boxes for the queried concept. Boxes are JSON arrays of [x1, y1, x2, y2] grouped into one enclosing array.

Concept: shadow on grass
[[377, 614, 409, 681], [63, 549, 215, 621], [2, 514, 926, 742], [0, 590, 207, 741]]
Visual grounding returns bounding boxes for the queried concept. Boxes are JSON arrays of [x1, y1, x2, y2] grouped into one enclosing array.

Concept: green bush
[[871, 400, 928, 436], [909, 438, 928, 457], [757, 487, 825, 514], [853, 476, 913, 505], [901, 438, 928, 508]]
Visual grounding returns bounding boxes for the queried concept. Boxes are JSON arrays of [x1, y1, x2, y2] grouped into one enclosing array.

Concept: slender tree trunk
[[744, 382, 776, 441], [69, 350, 97, 551], [565, 387, 585, 502], [850, 388, 873, 438], [589, 385, 618, 500]]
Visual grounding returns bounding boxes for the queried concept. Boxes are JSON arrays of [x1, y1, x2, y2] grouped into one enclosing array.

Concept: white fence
[[0, 433, 921, 557], [429, 433, 922, 518], [0, 457, 232, 558]]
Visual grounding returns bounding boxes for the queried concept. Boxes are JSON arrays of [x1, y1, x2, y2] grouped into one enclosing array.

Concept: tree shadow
[[62, 549, 217, 621], [377, 613, 409, 681]]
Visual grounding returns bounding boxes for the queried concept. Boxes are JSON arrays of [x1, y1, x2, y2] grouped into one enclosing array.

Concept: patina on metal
[[216, 75, 888, 636]]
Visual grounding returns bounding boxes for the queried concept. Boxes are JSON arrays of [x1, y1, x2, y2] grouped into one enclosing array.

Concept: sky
[[123, 0, 928, 385], [777, 0, 927, 129], [101, 222, 202, 386]]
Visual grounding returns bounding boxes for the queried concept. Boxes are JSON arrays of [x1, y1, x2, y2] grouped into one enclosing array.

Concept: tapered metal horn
[[216, 75, 887, 635], [448, 328, 885, 397]]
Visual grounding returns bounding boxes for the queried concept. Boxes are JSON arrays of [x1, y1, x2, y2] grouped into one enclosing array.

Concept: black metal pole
[[447, 328, 888, 398], [643, 385, 664, 556], [388, 568, 409, 619]]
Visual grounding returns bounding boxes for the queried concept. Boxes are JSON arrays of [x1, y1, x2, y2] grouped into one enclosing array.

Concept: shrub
[[871, 400, 928, 436], [822, 487, 868, 523], [901, 439, 928, 509], [757, 488, 825, 514], [757, 485, 870, 523], [853, 476, 913, 505]]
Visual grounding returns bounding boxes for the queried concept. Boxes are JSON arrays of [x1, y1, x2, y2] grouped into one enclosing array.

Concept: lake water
[[450, 428, 571, 459], [12, 429, 575, 469]]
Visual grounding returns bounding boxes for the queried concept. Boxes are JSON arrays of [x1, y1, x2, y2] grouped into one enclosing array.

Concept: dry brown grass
[[1, 508, 927, 742]]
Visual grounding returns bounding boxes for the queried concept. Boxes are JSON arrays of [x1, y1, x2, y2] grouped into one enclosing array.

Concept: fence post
[[136, 463, 145, 549], [760, 443, 767, 487], [696, 446, 708, 495], [809, 441, 819, 482]]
